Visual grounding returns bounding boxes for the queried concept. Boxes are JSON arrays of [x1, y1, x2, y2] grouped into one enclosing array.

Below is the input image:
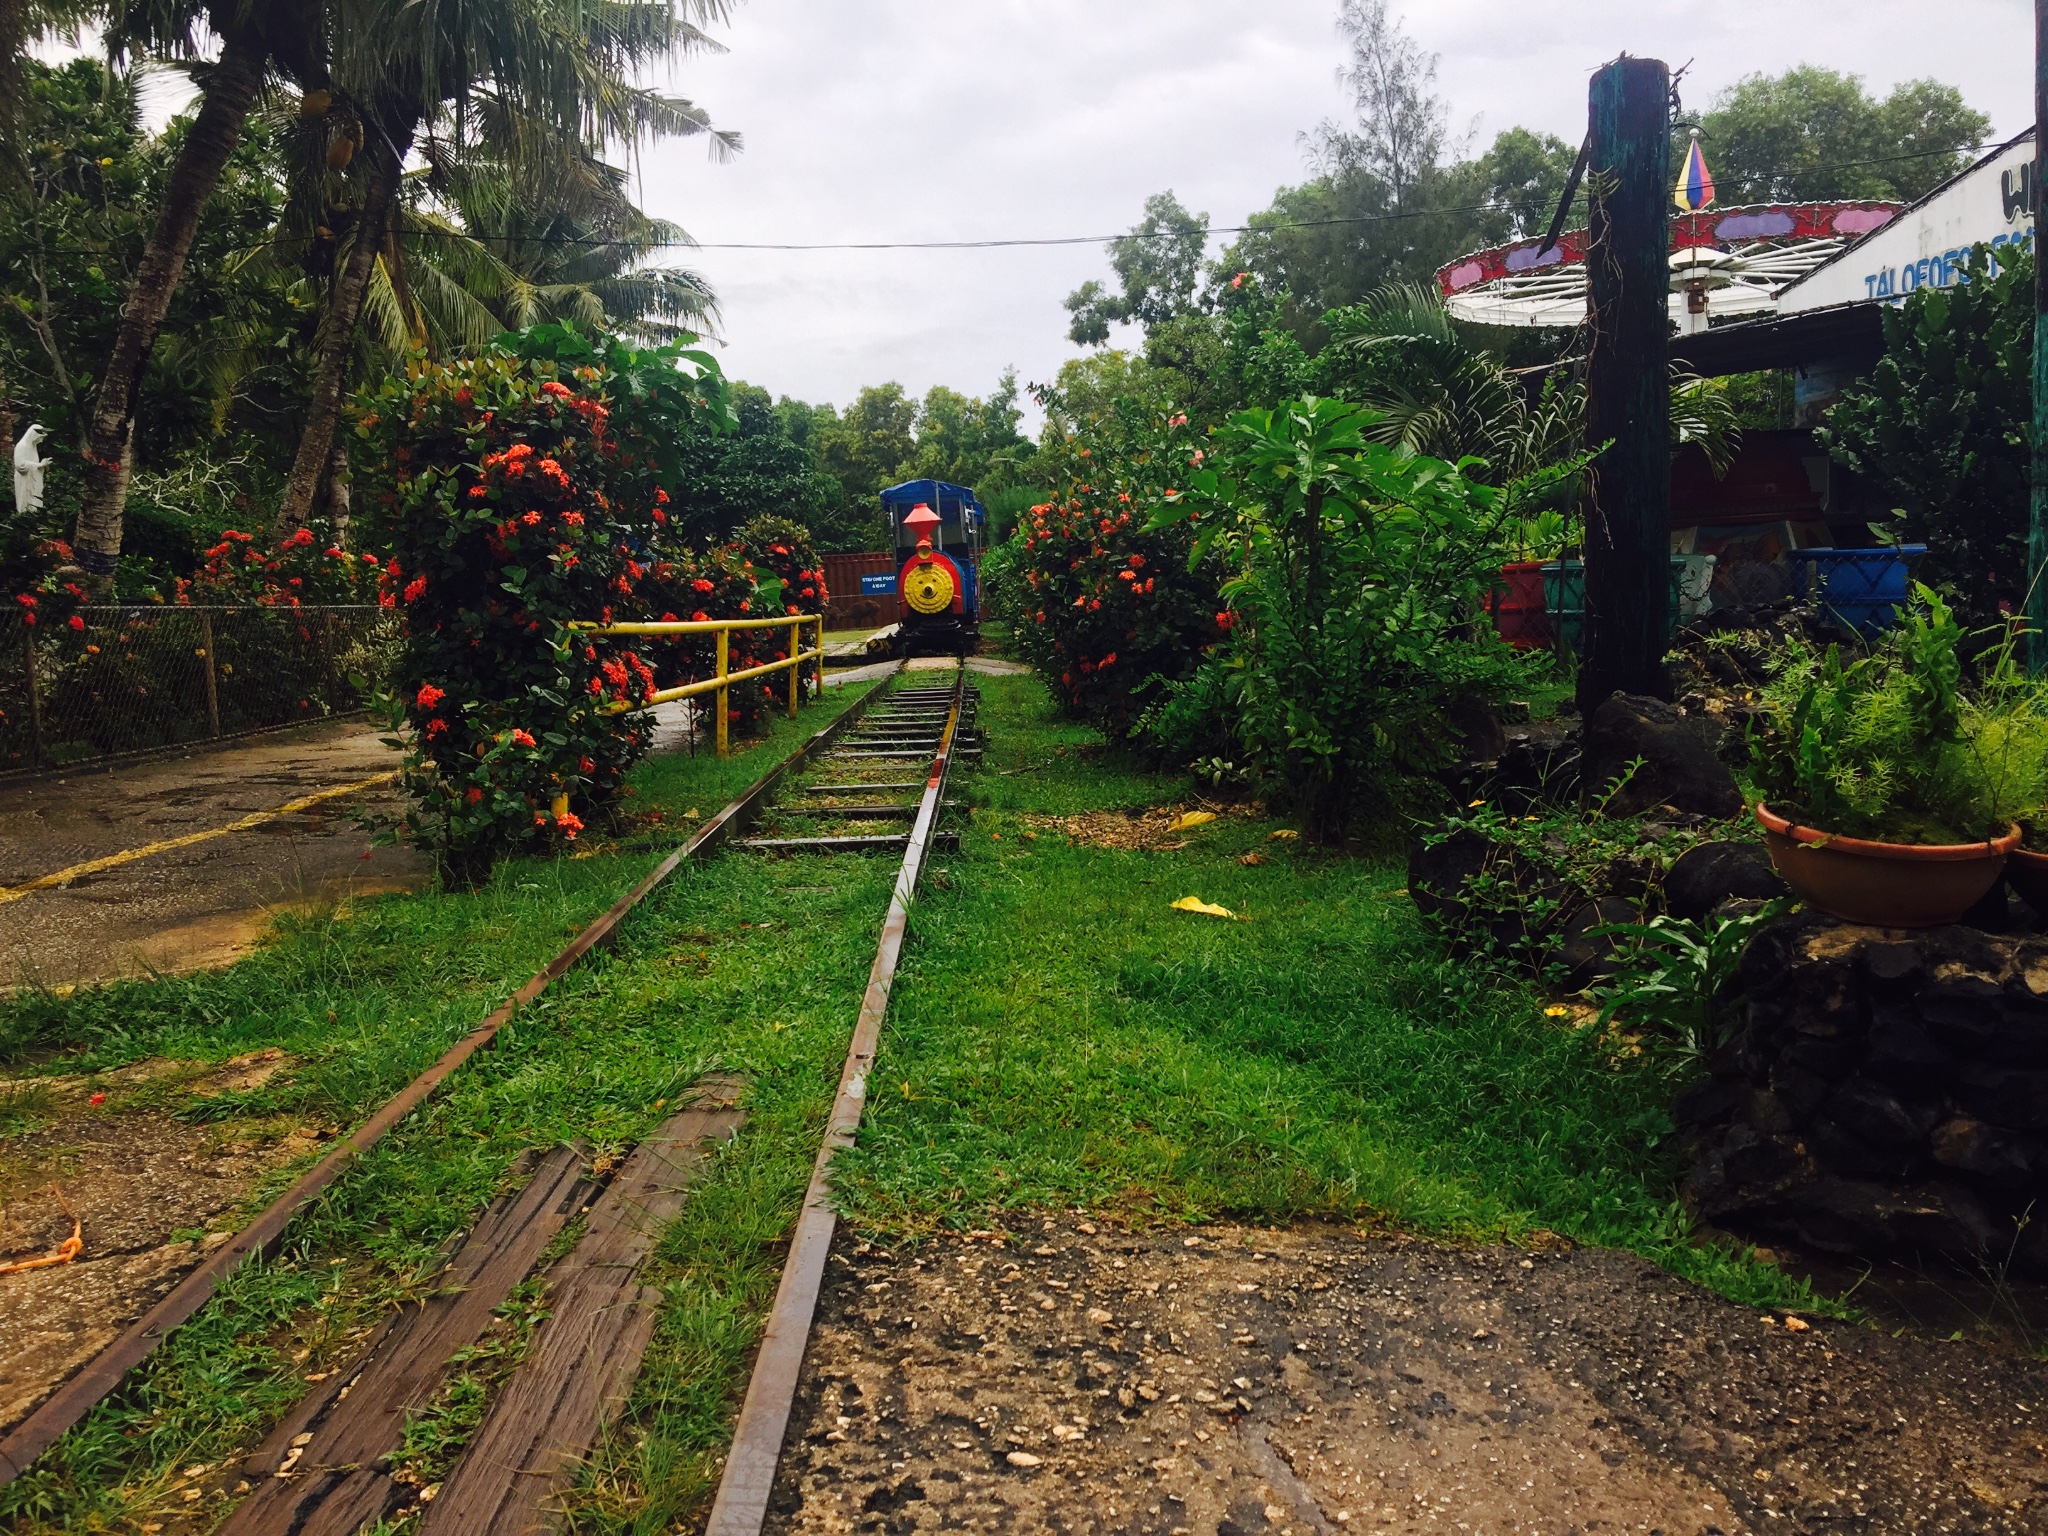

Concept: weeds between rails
[[0, 674, 920, 1528], [2, 666, 1839, 1533]]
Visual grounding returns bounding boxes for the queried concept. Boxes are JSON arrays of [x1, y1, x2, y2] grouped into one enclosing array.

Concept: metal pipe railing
[[571, 613, 829, 756]]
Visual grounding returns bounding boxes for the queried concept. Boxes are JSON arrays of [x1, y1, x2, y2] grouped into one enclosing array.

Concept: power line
[[20, 135, 2011, 259], [467, 135, 2007, 252]]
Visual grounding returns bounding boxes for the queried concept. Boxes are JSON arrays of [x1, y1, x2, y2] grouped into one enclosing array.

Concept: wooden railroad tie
[[214, 1079, 744, 1536], [419, 1080, 745, 1536]]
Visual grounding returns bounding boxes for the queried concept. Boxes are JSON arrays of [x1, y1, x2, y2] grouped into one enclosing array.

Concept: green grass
[[840, 673, 1817, 1313], [0, 666, 1820, 1536], [0, 682, 894, 1535]]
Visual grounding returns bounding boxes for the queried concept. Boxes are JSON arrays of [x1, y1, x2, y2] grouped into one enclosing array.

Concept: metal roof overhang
[[1668, 301, 1887, 378]]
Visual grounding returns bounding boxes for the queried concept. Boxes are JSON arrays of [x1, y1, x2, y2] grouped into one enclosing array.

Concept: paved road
[[0, 723, 424, 991], [0, 667, 1023, 991]]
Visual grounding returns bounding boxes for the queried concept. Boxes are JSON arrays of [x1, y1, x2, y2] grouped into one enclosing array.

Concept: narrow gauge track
[[1, 661, 983, 1536], [0, 664, 950, 1491]]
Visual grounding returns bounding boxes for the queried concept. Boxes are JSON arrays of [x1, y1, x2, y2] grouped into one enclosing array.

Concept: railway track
[[0, 661, 982, 1536]]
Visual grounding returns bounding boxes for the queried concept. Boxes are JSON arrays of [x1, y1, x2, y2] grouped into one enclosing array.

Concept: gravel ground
[[0, 1052, 329, 1433], [767, 1222, 2048, 1536]]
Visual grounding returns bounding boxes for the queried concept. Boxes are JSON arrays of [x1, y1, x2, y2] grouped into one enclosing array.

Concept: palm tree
[[1329, 283, 1740, 489], [272, 0, 737, 532], [384, 125, 720, 347], [65, 0, 327, 585]]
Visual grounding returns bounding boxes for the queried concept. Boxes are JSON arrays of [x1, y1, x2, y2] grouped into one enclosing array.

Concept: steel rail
[[702, 660, 969, 1536], [0, 667, 902, 1488]]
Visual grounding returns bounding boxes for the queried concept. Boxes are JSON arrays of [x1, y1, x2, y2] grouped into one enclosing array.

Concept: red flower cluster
[[353, 337, 724, 879], [1006, 408, 1219, 735], [177, 527, 371, 608]]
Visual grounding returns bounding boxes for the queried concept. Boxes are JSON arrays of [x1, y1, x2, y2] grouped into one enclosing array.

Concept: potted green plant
[[1745, 586, 2048, 927]]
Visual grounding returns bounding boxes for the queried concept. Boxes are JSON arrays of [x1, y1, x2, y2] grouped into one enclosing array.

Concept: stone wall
[[1680, 912, 2048, 1272]]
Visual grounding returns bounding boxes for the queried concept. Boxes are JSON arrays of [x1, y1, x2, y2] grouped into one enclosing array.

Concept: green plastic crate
[[1542, 555, 1714, 654]]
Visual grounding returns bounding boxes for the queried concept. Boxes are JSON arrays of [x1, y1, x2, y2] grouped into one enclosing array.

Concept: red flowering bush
[[352, 326, 728, 880], [736, 514, 829, 621], [1006, 398, 1225, 735], [175, 526, 377, 606], [637, 542, 788, 735], [10, 539, 89, 632]]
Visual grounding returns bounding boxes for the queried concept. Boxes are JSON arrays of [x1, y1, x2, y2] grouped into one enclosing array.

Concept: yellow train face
[[902, 559, 957, 615]]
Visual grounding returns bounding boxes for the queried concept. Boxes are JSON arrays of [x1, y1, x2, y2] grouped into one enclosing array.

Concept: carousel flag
[[1674, 128, 1715, 213]]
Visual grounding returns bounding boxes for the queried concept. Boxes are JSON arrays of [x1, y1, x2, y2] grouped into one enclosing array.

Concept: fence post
[[787, 618, 800, 719], [197, 611, 223, 739], [715, 627, 729, 758], [23, 627, 44, 768], [317, 612, 337, 707], [815, 614, 825, 700]]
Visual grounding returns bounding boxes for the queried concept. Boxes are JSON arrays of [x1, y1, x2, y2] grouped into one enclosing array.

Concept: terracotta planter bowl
[[2006, 847, 2048, 919], [1754, 804, 2018, 929]]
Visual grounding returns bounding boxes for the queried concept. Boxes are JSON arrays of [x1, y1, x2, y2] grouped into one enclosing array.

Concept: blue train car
[[877, 478, 986, 654]]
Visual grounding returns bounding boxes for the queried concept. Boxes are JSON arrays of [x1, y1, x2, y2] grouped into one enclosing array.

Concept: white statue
[[13, 423, 46, 515]]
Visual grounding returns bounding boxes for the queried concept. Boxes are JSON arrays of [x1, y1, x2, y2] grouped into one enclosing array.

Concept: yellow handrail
[[574, 613, 829, 756]]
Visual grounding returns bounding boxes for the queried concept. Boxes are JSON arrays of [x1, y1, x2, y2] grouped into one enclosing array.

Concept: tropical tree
[[66, 0, 327, 585], [1318, 284, 1740, 493], [273, 0, 737, 533], [1063, 191, 1209, 346], [392, 131, 718, 348], [2, 55, 304, 585], [1692, 66, 1990, 207]]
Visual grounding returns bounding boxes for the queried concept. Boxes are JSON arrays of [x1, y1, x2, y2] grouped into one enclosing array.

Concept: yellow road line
[[0, 772, 399, 907]]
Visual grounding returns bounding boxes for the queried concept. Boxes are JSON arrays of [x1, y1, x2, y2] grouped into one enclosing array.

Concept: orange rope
[[0, 1184, 83, 1275]]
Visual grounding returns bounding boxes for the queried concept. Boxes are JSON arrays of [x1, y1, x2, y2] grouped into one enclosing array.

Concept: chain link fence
[[0, 605, 401, 776]]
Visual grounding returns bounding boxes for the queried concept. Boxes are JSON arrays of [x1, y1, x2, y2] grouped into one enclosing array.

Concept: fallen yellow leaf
[[1166, 810, 1218, 832], [1268, 829, 1298, 841], [1171, 896, 1238, 920]]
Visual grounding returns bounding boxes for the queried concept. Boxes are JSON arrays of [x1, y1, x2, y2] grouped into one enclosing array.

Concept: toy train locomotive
[[876, 478, 987, 654]]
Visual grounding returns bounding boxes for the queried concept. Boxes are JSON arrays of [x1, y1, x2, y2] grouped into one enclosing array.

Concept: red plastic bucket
[[1488, 561, 1552, 649]]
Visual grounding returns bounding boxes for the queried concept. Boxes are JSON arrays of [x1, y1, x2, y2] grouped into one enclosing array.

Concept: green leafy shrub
[[1591, 904, 1788, 1062], [1745, 585, 2048, 842], [1818, 244, 2031, 627], [1410, 793, 1714, 976], [1005, 395, 1225, 734], [1150, 397, 1562, 842], [352, 328, 728, 880]]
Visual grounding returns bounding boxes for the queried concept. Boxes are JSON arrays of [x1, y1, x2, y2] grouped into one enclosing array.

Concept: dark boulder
[[1768, 1061, 1831, 1126], [1444, 693, 1507, 764], [1579, 693, 1743, 819], [1822, 1077, 1940, 1149], [1663, 840, 1787, 921], [1950, 1062, 2048, 1134], [1930, 1116, 2040, 1189], [1557, 897, 1641, 985]]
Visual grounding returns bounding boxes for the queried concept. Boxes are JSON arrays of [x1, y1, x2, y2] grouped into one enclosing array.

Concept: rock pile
[[1681, 912, 2048, 1270]]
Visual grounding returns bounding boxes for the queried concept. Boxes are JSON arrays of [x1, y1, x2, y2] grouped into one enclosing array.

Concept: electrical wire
[[410, 134, 2011, 252], [19, 134, 2014, 258]]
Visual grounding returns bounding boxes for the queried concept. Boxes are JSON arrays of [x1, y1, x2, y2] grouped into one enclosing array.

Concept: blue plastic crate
[[1790, 546, 1928, 636]]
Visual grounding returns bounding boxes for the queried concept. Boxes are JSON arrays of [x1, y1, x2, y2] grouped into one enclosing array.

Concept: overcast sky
[[637, 0, 2032, 418]]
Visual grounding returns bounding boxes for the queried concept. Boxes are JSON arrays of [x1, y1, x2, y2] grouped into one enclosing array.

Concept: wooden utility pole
[[2031, 0, 2048, 670], [1578, 55, 1672, 711]]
